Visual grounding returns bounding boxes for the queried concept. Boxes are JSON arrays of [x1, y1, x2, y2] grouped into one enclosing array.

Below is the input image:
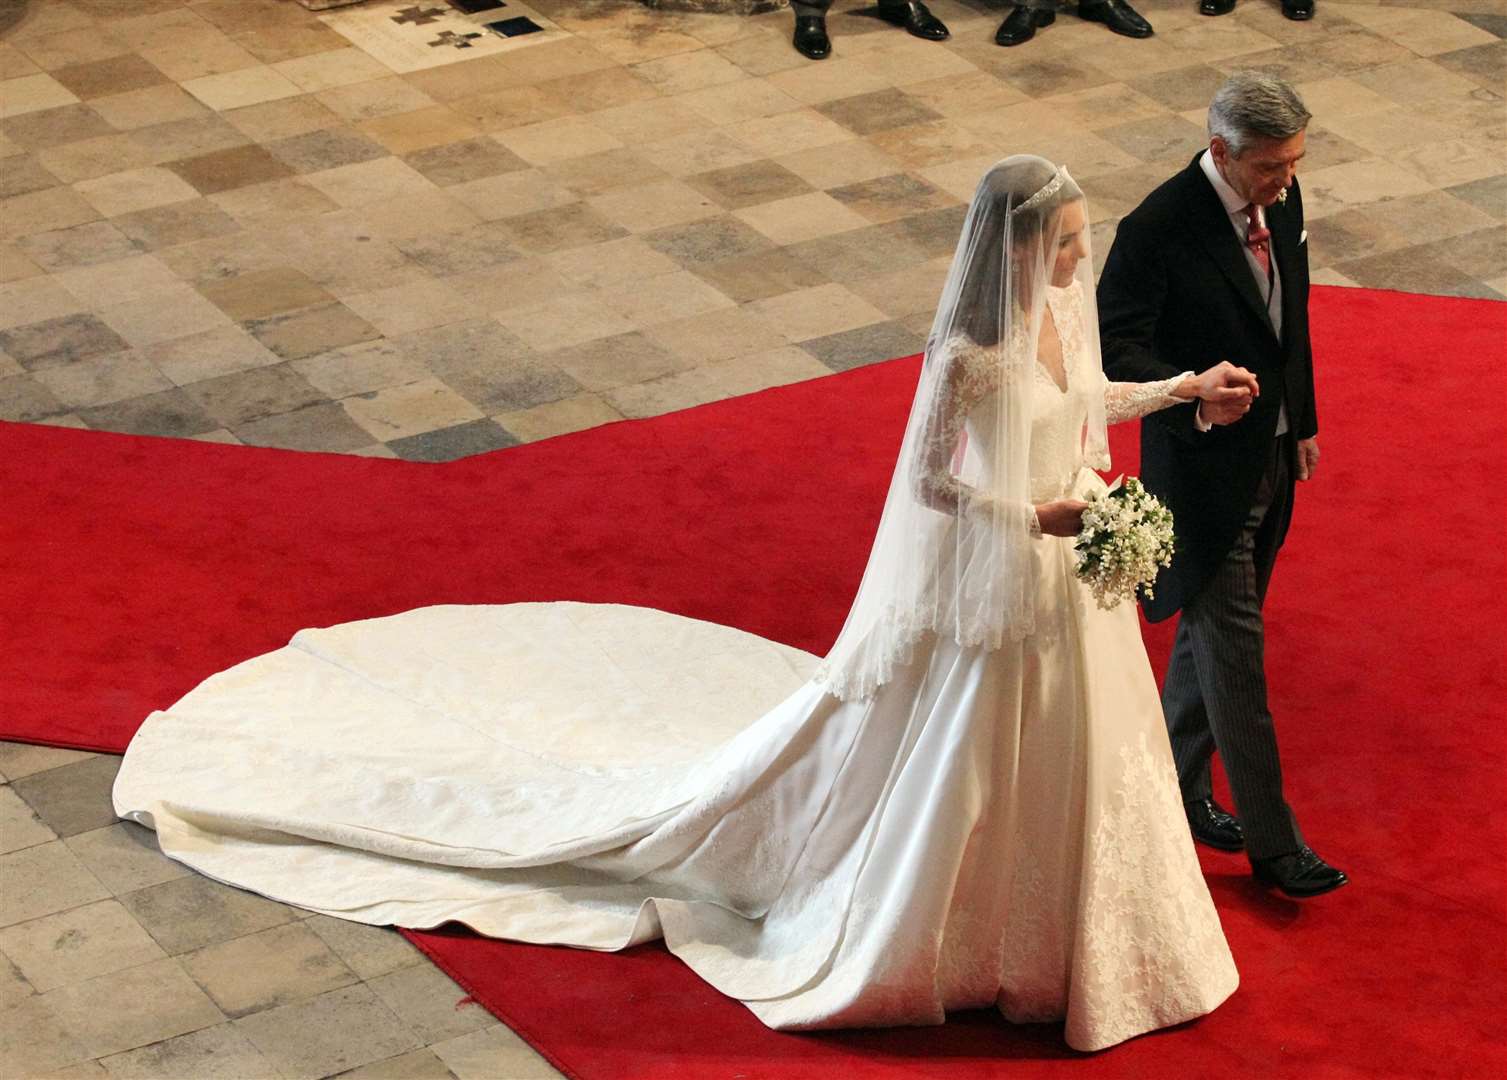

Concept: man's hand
[[1035, 499, 1089, 538], [1179, 361, 1258, 426], [1296, 437, 1320, 481], [1198, 396, 1251, 426]]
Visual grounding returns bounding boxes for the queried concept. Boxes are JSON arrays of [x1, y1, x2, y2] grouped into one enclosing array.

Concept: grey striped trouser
[[1162, 434, 1305, 861]]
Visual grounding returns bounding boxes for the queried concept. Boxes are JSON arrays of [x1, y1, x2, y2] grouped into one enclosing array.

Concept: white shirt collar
[[1199, 148, 1255, 222]]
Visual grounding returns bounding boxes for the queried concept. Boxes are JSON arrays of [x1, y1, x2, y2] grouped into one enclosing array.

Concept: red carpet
[[2, 287, 1502, 1078]]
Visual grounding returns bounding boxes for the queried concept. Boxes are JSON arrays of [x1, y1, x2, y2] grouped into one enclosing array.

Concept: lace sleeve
[[1104, 372, 1193, 424], [913, 342, 993, 519], [912, 341, 1044, 537]]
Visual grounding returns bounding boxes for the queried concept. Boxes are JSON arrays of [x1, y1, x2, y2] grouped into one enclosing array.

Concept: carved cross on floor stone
[[392, 6, 448, 26], [429, 29, 483, 48]]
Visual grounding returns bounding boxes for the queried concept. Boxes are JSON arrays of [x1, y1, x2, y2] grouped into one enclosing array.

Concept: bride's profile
[[116, 156, 1248, 1052]]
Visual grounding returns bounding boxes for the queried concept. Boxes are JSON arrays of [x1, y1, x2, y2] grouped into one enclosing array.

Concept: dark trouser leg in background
[[1163, 435, 1304, 861]]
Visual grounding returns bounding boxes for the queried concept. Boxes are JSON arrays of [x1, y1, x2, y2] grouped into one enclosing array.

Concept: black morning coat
[[1096, 152, 1319, 623]]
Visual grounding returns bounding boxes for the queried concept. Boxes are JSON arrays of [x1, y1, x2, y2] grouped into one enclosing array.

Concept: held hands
[[1035, 499, 1089, 538], [1181, 361, 1259, 426]]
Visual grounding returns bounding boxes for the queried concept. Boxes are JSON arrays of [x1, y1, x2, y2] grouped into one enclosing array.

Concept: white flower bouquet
[[1073, 477, 1176, 610]]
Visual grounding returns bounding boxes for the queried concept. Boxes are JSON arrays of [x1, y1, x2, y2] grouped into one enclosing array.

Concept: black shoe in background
[[1079, 0, 1154, 37], [878, 0, 951, 41], [793, 15, 831, 60], [995, 4, 1055, 46]]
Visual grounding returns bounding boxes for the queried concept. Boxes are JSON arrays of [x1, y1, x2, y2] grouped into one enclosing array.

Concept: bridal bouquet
[[1073, 477, 1175, 610]]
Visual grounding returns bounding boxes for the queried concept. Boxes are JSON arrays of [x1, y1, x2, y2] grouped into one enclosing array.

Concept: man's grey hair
[[1208, 72, 1312, 157]]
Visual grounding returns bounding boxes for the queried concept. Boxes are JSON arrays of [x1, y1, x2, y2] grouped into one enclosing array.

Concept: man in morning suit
[[1096, 71, 1348, 899]]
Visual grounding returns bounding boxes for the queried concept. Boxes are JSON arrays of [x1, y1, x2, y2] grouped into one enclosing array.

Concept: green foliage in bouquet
[[1073, 477, 1176, 611]]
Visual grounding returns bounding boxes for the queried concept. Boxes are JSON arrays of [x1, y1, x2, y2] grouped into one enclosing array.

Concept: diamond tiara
[[1012, 170, 1066, 216]]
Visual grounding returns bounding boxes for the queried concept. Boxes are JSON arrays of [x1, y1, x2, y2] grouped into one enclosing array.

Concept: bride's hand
[[1177, 362, 1257, 404], [1035, 499, 1089, 537]]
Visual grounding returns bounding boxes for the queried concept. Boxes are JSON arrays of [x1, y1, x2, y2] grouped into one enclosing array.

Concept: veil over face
[[819, 155, 1109, 700]]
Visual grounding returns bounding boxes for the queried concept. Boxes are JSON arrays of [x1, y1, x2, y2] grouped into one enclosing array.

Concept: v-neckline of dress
[[1038, 290, 1070, 396]]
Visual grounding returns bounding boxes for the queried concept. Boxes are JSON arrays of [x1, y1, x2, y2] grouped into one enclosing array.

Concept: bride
[[115, 156, 1250, 1052]]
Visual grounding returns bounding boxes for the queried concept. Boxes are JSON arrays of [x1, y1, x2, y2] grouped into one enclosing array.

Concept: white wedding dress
[[114, 284, 1237, 1053]]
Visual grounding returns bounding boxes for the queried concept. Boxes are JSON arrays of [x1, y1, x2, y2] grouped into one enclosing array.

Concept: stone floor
[[1, 0, 1502, 1077], [1, 743, 560, 1080], [2, 0, 1503, 461]]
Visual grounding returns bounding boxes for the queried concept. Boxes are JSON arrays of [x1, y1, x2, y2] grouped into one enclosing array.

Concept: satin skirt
[[115, 513, 1236, 1052]]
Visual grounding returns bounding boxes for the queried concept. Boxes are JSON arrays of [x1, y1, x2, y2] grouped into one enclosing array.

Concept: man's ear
[[1209, 136, 1229, 168]]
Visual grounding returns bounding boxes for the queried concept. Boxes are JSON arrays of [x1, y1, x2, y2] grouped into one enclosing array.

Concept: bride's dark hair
[[953, 158, 1083, 347]]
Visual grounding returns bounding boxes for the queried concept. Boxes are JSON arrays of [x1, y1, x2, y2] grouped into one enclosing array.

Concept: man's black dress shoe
[[1200, 0, 1236, 15], [878, 0, 950, 41], [1252, 846, 1349, 898], [1185, 798, 1244, 851], [1281, 0, 1314, 19], [793, 15, 831, 60], [1079, 0, 1153, 37], [995, 4, 1055, 46]]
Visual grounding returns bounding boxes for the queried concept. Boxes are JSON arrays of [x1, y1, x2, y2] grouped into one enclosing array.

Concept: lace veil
[[818, 156, 1107, 700]]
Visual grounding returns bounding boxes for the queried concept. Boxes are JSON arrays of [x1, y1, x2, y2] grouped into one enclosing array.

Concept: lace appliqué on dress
[[996, 838, 1072, 1023], [1068, 731, 1239, 1051]]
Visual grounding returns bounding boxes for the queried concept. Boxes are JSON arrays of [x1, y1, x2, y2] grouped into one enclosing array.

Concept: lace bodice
[[919, 283, 1189, 514]]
